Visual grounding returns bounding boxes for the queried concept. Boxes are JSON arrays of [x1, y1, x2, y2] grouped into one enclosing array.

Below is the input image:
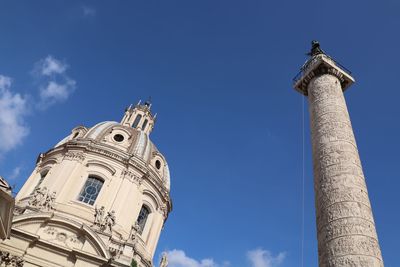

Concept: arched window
[[136, 205, 150, 234], [141, 119, 148, 130], [78, 176, 104, 205], [132, 114, 142, 128]]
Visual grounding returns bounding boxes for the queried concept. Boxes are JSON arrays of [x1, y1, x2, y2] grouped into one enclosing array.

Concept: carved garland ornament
[[64, 151, 85, 162]]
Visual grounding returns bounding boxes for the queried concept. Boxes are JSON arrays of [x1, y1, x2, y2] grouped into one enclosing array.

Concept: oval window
[[113, 134, 124, 142], [155, 160, 161, 170]]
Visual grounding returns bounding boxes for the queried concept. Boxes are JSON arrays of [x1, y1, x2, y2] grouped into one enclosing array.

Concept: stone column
[[294, 51, 384, 266]]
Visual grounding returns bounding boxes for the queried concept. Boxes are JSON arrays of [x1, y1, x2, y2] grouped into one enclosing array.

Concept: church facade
[[0, 102, 172, 267]]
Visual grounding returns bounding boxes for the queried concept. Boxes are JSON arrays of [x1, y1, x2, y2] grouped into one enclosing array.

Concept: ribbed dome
[[54, 121, 171, 190]]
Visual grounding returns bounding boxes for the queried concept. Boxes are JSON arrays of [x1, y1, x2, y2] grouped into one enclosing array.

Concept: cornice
[[40, 140, 172, 213]]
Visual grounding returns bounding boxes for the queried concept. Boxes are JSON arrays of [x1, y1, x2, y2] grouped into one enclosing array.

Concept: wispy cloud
[[162, 248, 285, 267], [165, 250, 228, 267], [0, 75, 29, 153], [0, 55, 75, 156], [8, 166, 21, 180], [40, 56, 68, 76], [81, 5, 96, 17], [247, 248, 286, 267], [34, 55, 76, 108]]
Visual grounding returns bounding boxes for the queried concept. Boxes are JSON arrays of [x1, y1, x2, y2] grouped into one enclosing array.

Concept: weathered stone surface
[[306, 73, 384, 266]]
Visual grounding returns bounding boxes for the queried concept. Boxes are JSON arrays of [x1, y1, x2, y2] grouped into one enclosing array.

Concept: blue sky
[[0, 1, 399, 266]]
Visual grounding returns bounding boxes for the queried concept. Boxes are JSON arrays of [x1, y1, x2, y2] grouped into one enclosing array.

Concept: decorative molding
[[158, 203, 168, 218], [43, 226, 83, 248], [121, 170, 143, 185], [108, 244, 123, 259], [64, 151, 85, 162], [86, 160, 116, 175], [0, 250, 24, 267]]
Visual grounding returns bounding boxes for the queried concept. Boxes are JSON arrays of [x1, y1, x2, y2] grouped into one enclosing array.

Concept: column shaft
[[308, 74, 383, 267]]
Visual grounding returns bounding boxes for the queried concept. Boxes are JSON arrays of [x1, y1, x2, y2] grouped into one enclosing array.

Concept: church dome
[[10, 101, 172, 267], [53, 103, 171, 191]]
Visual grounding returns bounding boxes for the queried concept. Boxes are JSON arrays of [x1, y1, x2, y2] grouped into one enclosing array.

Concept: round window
[[85, 185, 98, 195], [155, 160, 161, 170], [113, 134, 124, 142]]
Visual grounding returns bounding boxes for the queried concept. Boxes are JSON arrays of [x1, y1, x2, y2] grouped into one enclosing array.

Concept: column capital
[[293, 54, 355, 96]]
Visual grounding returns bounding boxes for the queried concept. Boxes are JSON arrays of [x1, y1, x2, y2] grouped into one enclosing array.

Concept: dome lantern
[[121, 99, 156, 135]]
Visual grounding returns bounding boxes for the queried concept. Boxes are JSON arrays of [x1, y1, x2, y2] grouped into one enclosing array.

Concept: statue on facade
[[38, 187, 48, 207], [159, 252, 168, 267], [94, 206, 105, 227], [104, 210, 116, 232], [129, 221, 140, 242], [28, 187, 56, 211], [44, 191, 57, 211], [28, 187, 43, 207]]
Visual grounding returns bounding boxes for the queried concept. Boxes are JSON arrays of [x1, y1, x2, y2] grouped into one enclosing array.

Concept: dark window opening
[[136, 205, 150, 234], [142, 119, 148, 131], [132, 115, 142, 128], [155, 160, 161, 170], [113, 134, 124, 142]]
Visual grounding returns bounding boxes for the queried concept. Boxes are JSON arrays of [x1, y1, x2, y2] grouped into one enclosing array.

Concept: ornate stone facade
[[0, 102, 172, 267], [0, 176, 14, 241], [294, 48, 384, 266]]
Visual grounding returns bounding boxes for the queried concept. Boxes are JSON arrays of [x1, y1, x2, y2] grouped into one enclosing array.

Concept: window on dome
[[142, 119, 148, 131], [132, 114, 142, 128], [136, 205, 150, 234], [155, 160, 161, 170], [113, 134, 124, 142], [78, 176, 104, 205]]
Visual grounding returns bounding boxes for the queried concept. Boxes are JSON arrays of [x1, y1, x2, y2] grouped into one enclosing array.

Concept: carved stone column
[[294, 52, 384, 266]]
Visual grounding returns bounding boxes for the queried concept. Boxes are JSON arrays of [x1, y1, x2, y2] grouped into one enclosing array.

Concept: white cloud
[[0, 55, 75, 155], [40, 79, 76, 104], [34, 55, 76, 108], [82, 5, 96, 17], [39, 55, 68, 76], [0, 75, 29, 153], [165, 250, 224, 267], [247, 249, 286, 267]]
